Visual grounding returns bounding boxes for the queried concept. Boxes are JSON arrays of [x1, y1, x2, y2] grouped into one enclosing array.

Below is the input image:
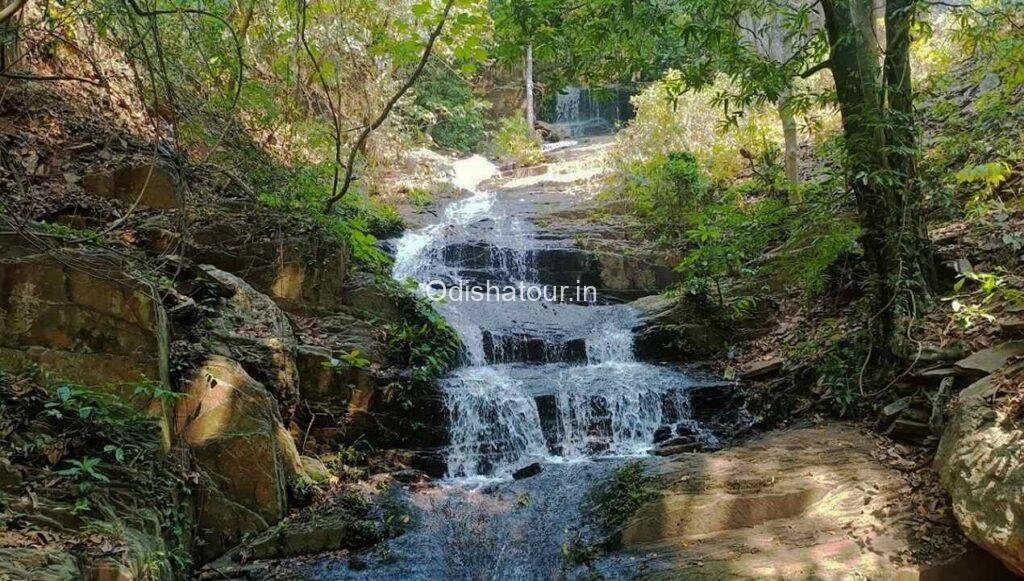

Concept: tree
[[813, 0, 935, 370], [497, 0, 936, 374]]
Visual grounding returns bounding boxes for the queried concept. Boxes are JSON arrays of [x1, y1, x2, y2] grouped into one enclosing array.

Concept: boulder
[[935, 364, 1024, 576], [631, 294, 728, 361], [953, 341, 1024, 379], [83, 163, 180, 209], [176, 356, 304, 562], [199, 266, 299, 409], [512, 462, 542, 480]]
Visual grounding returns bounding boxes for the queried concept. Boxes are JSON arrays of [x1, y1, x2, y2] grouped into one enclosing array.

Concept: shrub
[[609, 70, 782, 185], [408, 64, 490, 152], [491, 116, 545, 166], [621, 151, 711, 241]]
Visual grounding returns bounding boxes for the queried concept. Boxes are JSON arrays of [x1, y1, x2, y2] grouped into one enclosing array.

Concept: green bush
[[408, 64, 490, 152], [491, 116, 545, 166], [621, 151, 711, 241]]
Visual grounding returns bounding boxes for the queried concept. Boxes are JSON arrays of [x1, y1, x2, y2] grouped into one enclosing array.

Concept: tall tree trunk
[[884, 0, 936, 294], [820, 0, 932, 372], [777, 88, 800, 189], [524, 43, 535, 129]]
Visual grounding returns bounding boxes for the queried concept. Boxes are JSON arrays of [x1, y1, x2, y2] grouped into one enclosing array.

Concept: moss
[[584, 461, 660, 534]]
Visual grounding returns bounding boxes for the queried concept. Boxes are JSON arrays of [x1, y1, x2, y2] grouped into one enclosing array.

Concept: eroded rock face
[[630, 293, 728, 361], [0, 237, 168, 388], [0, 237, 172, 446], [84, 163, 181, 210], [198, 266, 300, 411], [936, 365, 1024, 576], [176, 356, 304, 562], [188, 212, 349, 315]]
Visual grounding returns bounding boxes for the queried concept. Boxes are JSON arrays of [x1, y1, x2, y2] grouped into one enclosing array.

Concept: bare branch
[[323, 0, 456, 213]]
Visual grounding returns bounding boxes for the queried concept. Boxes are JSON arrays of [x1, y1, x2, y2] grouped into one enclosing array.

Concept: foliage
[[619, 151, 710, 241], [252, 161, 398, 271], [583, 461, 659, 533], [407, 63, 491, 152], [946, 270, 1024, 329], [0, 369, 191, 570], [955, 161, 1014, 215], [490, 116, 544, 166], [610, 71, 784, 185], [677, 196, 785, 308], [784, 321, 871, 418], [379, 280, 462, 406]]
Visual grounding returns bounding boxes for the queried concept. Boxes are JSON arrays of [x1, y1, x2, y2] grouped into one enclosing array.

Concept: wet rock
[[83, 162, 180, 209], [482, 331, 586, 364], [513, 462, 543, 480], [406, 449, 448, 479], [653, 441, 703, 456], [936, 365, 1024, 576], [653, 425, 673, 443], [175, 356, 304, 562], [631, 294, 728, 361], [391, 468, 431, 485], [954, 341, 1024, 379]]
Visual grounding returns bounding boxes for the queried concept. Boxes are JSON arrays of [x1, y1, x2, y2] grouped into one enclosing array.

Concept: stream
[[301, 154, 717, 579]]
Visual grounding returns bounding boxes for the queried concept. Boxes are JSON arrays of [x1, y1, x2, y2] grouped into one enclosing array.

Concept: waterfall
[[389, 152, 706, 480], [549, 86, 635, 138]]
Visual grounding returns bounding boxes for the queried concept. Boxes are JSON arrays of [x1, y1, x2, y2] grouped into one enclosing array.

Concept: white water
[[390, 152, 705, 480]]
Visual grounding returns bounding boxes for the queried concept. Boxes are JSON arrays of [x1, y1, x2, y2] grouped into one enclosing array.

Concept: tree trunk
[[884, 0, 936, 294], [820, 0, 933, 372], [777, 88, 800, 189], [524, 44, 535, 129]]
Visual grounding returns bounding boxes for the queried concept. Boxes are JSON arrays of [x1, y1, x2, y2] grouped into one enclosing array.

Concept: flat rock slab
[[954, 341, 1024, 378], [740, 357, 783, 380], [606, 424, 1015, 580]]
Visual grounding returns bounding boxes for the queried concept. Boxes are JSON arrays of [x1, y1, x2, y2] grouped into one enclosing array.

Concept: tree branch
[[322, 0, 456, 213], [0, 0, 28, 24], [800, 58, 831, 78]]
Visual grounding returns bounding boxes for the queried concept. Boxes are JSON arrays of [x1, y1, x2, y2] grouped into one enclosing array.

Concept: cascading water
[[391, 154, 706, 480], [302, 149, 721, 580], [549, 86, 636, 138]]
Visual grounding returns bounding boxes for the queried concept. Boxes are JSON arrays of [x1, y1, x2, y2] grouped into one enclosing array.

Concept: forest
[[1, 0, 1023, 578]]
